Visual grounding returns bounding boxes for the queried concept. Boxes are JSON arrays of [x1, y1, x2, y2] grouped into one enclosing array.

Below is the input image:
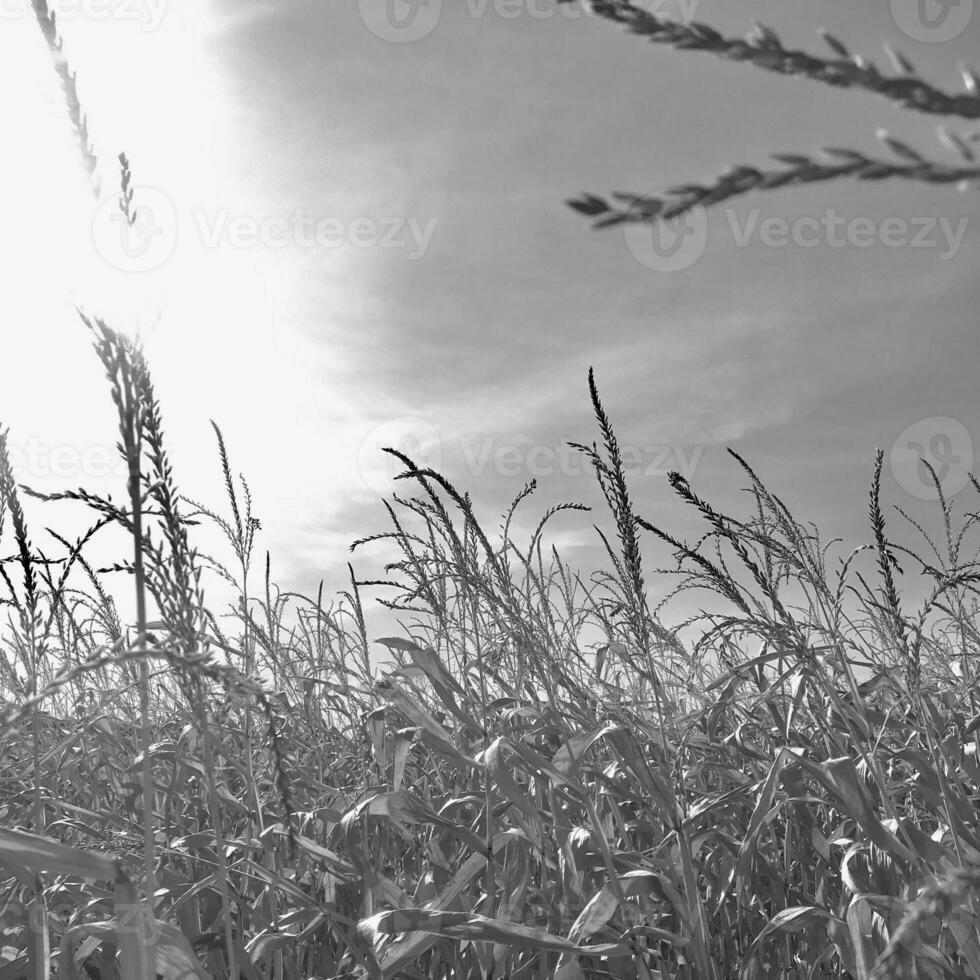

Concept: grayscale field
[[1, 3, 979, 978]]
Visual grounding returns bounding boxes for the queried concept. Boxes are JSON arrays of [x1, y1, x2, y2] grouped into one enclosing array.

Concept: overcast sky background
[[2, 0, 978, 633]]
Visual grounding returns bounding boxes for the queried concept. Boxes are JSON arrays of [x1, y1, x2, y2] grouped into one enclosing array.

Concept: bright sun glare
[[3, 3, 218, 325], [2, 2, 297, 476], [2, 0, 366, 604]]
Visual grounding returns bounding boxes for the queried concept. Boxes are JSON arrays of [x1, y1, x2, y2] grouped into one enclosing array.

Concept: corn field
[[2, 326, 980, 979]]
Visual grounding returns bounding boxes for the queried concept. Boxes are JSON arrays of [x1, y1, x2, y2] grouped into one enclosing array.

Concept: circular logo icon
[[890, 417, 973, 500], [358, 0, 442, 42], [889, 0, 973, 42], [624, 201, 708, 272], [357, 416, 443, 496], [91, 187, 177, 273]]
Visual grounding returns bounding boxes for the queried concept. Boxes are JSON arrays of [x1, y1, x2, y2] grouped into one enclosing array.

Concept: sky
[[1, 0, 978, 635]]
